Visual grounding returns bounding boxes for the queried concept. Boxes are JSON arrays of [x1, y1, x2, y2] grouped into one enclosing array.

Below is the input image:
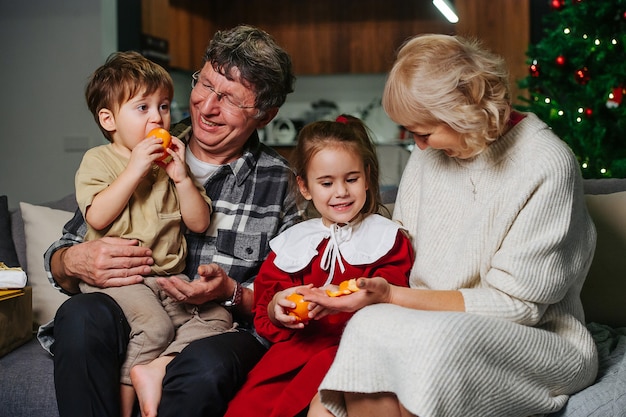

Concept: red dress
[[224, 215, 415, 417]]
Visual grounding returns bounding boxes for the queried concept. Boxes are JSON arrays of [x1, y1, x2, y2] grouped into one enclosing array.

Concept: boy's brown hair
[[85, 51, 174, 142]]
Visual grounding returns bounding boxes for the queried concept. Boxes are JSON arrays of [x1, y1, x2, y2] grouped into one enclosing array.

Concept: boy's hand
[[127, 136, 166, 178], [158, 136, 190, 183]]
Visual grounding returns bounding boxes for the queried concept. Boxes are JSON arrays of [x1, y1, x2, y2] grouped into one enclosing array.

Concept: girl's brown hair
[[290, 114, 385, 218]]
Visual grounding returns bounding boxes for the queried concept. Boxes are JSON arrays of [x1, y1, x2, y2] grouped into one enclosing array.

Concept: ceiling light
[[433, 0, 459, 23]]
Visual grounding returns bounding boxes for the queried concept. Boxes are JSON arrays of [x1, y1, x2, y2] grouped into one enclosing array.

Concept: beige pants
[[79, 276, 235, 385]]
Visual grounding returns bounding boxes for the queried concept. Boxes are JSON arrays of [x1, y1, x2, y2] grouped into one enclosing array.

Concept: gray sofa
[[1, 179, 626, 417], [0, 194, 77, 417]]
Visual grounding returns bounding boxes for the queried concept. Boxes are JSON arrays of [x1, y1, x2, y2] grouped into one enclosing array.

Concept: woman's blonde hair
[[382, 34, 512, 156]]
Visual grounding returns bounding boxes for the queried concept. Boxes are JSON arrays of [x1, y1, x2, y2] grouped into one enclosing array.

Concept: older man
[[43, 25, 300, 417]]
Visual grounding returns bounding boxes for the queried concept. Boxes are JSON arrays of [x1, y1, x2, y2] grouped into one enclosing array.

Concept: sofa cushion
[[582, 191, 626, 328], [19, 202, 73, 325], [11, 194, 78, 272]]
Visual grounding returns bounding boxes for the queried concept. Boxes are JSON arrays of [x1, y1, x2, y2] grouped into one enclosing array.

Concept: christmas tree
[[517, 0, 626, 178]]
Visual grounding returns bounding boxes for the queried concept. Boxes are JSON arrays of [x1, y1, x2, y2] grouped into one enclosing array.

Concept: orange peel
[[326, 278, 360, 297]]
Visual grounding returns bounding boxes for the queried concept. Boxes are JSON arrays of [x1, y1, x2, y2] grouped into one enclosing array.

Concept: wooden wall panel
[[147, 0, 455, 74], [141, 0, 530, 95], [456, 0, 530, 103]]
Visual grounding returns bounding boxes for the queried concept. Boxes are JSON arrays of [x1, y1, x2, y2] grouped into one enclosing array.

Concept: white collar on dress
[[270, 214, 406, 284]]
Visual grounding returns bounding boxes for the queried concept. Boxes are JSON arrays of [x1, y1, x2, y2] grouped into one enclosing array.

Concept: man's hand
[[55, 237, 153, 292], [157, 263, 231, 305]]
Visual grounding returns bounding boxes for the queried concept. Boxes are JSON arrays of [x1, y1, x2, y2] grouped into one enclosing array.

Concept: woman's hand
[[300, 277, 393, 314]]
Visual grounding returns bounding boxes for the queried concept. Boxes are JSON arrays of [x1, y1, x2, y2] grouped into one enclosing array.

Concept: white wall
[[0, 0, 116, 209]]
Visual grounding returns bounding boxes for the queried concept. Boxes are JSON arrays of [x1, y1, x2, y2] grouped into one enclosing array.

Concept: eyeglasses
[[191, 71, 256, 111]]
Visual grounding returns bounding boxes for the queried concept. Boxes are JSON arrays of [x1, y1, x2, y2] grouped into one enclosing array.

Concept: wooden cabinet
[[142, 0, 529, 99], [455, 0, 530, 103], [142, 0, 213, 72], [142, 0, 455, 74]]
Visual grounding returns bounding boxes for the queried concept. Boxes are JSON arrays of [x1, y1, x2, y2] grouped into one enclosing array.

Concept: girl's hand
[[300, 277, 393, 313], [270, 284, 315, 329]]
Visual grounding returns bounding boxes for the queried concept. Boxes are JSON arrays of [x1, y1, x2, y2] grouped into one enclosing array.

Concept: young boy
[[76, 51, 234, 417]]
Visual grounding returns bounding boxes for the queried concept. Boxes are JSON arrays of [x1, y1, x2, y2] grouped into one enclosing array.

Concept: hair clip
[[335, 115, 349, 124]]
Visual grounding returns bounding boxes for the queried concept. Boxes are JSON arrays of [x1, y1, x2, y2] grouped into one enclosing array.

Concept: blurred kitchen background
[[0, 0, 549, 208]]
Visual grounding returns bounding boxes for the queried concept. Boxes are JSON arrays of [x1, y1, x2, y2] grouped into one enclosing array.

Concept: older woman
[[304, 34, 598, 417]]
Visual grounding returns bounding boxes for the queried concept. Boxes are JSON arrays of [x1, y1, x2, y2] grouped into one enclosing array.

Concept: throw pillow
[[19, 202, 73, 325], [0, 195, 20, 267]]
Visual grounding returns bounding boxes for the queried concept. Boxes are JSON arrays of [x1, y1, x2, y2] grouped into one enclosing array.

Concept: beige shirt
[[75, 144, 212, 275]]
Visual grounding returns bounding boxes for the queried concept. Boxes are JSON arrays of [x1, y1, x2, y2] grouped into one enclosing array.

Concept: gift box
[[0, 286, 32, 357]]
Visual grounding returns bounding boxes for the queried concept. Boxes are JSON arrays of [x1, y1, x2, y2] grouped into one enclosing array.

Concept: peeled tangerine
[[285, 292, 310, 322], [326, 278, 360, 297], [147, 128, 172, 161]]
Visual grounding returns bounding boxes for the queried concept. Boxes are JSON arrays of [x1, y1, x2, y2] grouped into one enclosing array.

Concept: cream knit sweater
[[319, 113, 598, 417]]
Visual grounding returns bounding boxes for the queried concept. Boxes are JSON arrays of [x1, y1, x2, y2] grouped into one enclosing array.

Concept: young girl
[[224, 115, 415, 417]]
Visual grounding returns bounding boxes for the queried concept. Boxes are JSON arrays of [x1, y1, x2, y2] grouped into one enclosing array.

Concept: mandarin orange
[[285, 292, 310, 322], [147, 128, 172, 161]]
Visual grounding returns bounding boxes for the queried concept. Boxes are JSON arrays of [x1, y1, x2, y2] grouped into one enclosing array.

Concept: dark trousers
[[52, 293, 266, 417]]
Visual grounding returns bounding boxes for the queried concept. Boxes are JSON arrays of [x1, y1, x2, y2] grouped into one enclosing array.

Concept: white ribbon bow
[[319, 223, 353, 286]]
